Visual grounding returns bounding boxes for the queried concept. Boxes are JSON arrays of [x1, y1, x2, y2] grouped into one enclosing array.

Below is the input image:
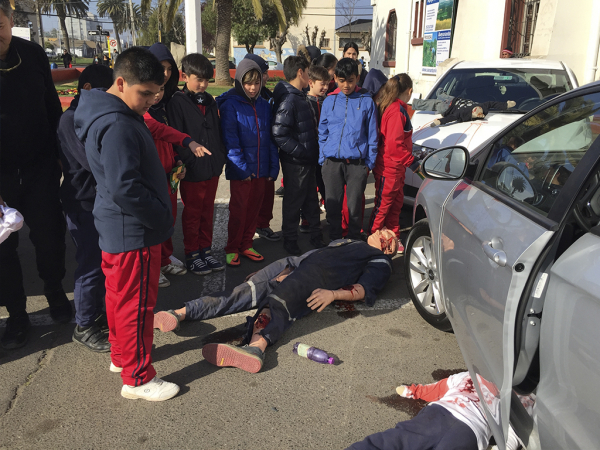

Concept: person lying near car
[[153, 230, 398, 373], [348, 370, 533, 450]]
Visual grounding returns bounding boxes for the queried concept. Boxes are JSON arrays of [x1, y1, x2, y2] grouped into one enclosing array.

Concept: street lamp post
[[184, 0, 202, 54]]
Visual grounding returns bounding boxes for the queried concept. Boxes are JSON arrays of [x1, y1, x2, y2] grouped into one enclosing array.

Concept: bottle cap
[[327, 357, 335, 364]]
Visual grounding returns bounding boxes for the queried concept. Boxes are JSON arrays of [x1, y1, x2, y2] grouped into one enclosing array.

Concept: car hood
[[411, 110, 524, 153]]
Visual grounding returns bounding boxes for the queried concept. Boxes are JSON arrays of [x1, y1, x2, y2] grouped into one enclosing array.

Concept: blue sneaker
[[186, 251, 212, 275], [201, 248, 225, 272]]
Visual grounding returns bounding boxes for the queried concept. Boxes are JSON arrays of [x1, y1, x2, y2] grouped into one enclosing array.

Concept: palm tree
[[142, 0, 305, 85], [97, 0, 127, 54], [41, 0, 89, 54]]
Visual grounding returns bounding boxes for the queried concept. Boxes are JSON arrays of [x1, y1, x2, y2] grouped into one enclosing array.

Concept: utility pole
[[184, 0, 202, 54], [128, 0, 137, 46]]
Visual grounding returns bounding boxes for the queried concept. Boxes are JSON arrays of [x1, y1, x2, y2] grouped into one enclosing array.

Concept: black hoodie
[[272, 81, 319, 166], [74, 89, 173, 254], [148, 43, 179, 102]]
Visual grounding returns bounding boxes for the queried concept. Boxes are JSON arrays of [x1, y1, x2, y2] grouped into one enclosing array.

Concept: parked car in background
[[405, 80, 600, 449], [404, 59, 579, 204]]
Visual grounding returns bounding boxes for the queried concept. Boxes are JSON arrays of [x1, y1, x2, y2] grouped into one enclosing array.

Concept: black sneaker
[[201, 248, 225, 272], [310, 235, 327, 249], [45, 289, 73, 324], [275, 186, 285, 196], [72, 323, 111, 353], [95, 312, 109, 332], [255, 227, 281, 241], [283, 239, 302, 256], [1, 313, 31, 350], [186, 251, 212, 275]]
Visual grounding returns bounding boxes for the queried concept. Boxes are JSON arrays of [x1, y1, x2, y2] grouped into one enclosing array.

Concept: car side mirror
[[421, 146, 470, 180]]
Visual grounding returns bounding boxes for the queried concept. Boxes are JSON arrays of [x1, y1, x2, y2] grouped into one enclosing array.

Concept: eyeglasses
[[0, 49, 22, 73]]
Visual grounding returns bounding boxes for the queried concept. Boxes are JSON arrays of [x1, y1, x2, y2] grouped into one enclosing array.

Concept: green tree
[[41, 0, 89, 53], [232, 0, 269, 54], [97, 0, 126, 53], [201, 1, 217, 53], [44, 41, 55, 50], [138, 7, 186, 47]]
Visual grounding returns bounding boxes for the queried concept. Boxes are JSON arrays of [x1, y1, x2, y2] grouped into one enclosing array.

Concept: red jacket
[[143, 112, 192, 174], [374, 99, 414, 175]]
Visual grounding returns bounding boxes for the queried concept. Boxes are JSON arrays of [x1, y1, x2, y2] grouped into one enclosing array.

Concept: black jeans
[[280, 161, 321, 241], [321, 158, 369, 241], [0, 163, 66, 314]]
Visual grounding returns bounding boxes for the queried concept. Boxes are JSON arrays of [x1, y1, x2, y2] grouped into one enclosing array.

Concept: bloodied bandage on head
[[367, 229, 399, 256]]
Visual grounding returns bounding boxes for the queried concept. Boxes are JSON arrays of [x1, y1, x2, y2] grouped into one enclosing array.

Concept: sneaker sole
[[202, 343, 262, 374], [154, 311, 179, 333], [121, 385, 180, 401], [240, 252, 264, 262], [162, 267, 188, 276], [190, 269, 212, 275], [158, 280, 171, 288], [208, 265, 226, 272]]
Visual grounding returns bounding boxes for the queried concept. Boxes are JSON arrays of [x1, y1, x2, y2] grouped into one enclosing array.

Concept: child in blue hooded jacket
[[318, 58, 378, 241], [217, 59, 279, 266]]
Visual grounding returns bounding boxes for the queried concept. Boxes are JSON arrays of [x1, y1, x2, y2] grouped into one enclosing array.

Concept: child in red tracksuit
[[369, 74, 414, 253], [144, 84, 207, 288]]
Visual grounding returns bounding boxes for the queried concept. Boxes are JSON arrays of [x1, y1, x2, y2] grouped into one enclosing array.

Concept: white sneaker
[[110, 362, 122, 373], [121, 376, 180, 401], [164, 256, 187, 275], [158, 272, 170, 288]]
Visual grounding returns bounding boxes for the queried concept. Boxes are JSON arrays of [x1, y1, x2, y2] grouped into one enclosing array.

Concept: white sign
[[109, 39, 117, 49], [12, 27, 31, 41]]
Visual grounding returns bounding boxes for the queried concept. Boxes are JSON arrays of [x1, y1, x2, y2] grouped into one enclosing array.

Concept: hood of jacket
[[74, 88, 142, 141], [233, 58, 263, 102], [362, 69, 388, 95], [149, 43, 179, 101], [272, 80, 304, 104]]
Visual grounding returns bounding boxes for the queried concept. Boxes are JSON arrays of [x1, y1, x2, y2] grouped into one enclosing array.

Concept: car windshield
[[430, 68, 573, 112]]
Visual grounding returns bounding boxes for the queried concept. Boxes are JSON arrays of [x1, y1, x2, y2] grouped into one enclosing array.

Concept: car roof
[[453, 59, 566, 70]]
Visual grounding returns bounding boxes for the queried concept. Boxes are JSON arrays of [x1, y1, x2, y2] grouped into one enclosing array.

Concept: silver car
[[405, 81, 600, 449]]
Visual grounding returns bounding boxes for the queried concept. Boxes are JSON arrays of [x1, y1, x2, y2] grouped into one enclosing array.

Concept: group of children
[[55, 42, 417, 402]]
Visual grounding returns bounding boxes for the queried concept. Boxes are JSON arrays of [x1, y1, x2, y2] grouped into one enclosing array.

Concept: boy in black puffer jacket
[[167, 54, 227, 275], [272, 56, 326, 256]]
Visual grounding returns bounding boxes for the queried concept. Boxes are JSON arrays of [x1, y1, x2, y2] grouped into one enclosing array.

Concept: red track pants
[[257, 179, 275, 229], [226, 178, 266, 254], [369, 166, 406, 237], [160, 189, 179, 267], [180, 177, 220, 255], [102, 245, 160, 386]]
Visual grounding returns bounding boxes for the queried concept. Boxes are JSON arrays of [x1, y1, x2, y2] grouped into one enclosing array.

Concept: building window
[[502, 0, 540, 57], [383, 10, 397, 67], [321, 38, 330, 49], [411, 0, 425, 46]]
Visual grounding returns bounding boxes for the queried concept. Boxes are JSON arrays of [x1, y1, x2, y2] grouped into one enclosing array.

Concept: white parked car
[[405, 59, 579, 204]]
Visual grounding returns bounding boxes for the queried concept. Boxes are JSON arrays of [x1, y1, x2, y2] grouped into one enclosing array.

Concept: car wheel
[[404, 219, 453, 332]]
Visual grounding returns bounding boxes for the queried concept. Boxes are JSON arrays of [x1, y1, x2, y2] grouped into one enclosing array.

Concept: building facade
[[63, 12, 100, 41], [370, 0, 600, 98]]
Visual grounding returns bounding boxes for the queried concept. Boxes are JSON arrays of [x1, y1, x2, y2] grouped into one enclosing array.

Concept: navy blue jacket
[[318, 88, 379, 169], [272, 81, 319, 166], [57, 95, 95, 213], [74, 89, 173, 254], [216, 59, 279, 181]]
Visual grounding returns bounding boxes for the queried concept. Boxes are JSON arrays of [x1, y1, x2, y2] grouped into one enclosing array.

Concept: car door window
[[480, 92, 600, 216]]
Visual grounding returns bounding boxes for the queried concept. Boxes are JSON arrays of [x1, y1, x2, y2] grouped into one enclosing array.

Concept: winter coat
[[216, 59, 279, 181], [318, 88, 379, 169], [362, 69, 388, 96], [57, 95, 96, 213], [438, 98, 510, 125], [374, 99, 414, 175], [1, 37, 62, 173], [272, 81, 319, 166], [166, 91, 227, 182], [74, 88, 173, 254]]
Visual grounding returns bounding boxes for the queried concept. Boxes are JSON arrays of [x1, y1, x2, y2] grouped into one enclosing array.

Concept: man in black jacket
[[272, 56, 325, 256], [0, 0, 71, 350], [61, 49, 72, 68]]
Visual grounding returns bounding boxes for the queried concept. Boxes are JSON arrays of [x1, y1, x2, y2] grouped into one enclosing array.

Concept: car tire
[[404, 219, 453, 332]]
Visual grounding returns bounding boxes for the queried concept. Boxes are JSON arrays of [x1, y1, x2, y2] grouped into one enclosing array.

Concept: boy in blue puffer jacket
[[319, 58, 378, 241], [217, 59, 279, 266]]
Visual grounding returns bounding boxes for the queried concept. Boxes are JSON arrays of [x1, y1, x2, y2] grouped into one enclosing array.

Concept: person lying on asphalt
[[153, 229, 398, 373]]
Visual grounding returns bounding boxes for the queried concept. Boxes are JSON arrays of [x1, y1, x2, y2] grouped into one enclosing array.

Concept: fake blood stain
[[334, 301, 360, 319], [366, 395, 428, 418]]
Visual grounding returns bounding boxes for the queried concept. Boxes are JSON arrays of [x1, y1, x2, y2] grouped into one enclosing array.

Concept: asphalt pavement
[[0, 173, 466, 449]]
